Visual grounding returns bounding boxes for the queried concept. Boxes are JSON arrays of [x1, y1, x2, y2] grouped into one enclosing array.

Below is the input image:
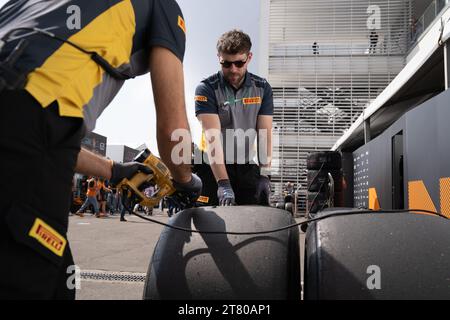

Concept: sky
[[96, 0, 262, 153], [0, 0, 262, 154]]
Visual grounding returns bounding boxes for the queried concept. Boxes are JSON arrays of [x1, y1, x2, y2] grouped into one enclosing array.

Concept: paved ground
[[68, 209, 305, 300]]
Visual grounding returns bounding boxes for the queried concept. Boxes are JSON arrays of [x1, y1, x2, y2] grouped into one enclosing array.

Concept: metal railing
[[268, 0, 411, 211], [410, 0, 448, 45], [270, 42, 405, 56]]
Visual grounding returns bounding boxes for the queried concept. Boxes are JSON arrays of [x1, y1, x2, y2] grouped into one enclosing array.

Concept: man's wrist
[[173, 174, 192, 185], [217, 179, 231, 188], [171, 165, 192, 184]]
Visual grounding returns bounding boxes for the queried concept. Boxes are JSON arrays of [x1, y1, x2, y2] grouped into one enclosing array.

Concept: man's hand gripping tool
[[116, 149, 175, 208]]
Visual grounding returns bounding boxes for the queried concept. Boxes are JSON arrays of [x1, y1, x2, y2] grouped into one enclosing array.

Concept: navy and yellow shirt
[[0, 0, 186, 131], [195, 71, 273, 164]]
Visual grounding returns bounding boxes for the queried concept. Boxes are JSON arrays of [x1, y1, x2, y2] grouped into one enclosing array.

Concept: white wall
[[106, 145, 124, 163]]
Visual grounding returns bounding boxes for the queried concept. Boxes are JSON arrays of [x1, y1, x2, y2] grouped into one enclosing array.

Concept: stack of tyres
[[306, 151, 343, 217]]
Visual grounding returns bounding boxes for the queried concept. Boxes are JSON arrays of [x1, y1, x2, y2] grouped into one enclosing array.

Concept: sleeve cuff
[[195, 110, 219, 116]]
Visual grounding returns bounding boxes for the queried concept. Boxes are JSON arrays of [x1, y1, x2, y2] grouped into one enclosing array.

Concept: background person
[[369, 30, 379, 54], [96, 178, 111, 218], [75, 177, 99, 217], [312, 42, 319, 55]]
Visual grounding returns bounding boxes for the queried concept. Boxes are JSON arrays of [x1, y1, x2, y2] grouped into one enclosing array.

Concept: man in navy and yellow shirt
[[0, 0, 201, 299], [195, 29, 273, 207]]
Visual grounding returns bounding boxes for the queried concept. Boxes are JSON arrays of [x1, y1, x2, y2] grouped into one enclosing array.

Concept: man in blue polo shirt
[[194, 29, 273, 206]]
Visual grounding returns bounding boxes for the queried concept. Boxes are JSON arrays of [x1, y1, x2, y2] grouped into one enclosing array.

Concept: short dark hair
[[216, 29, 252, 55]]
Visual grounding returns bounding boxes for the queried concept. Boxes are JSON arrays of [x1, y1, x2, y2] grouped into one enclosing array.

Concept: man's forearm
[[259, 133, 272, 169], [257, 116, 273, 169], [150, 46, 192, 184], [204, 127, 229, 182], [75, 148, 112, 179], [210, 162, 229, 182]]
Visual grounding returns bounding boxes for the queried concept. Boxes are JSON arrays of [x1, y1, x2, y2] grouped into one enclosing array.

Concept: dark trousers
[[0, 90, 84, 299], [120, 199, 130, 220], [194, 163, 262, 206]]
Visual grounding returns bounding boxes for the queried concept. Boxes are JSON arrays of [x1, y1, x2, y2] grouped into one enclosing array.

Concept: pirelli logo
[[243, 97, 262, 105], [195, 95, 208, 102], [197, 196, 210, 203], [178, 16, 186, 34], [29, 218, 66, 257]]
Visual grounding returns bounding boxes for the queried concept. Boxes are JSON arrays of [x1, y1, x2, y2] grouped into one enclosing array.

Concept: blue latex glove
[[217, 179, 235, 206]]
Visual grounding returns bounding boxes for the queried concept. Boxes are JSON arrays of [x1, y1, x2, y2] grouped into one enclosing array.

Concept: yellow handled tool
[[117, 149, 175, 207]]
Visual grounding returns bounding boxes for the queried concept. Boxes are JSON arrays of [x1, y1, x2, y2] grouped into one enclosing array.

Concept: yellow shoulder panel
[[26, 0, 136, 118]]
